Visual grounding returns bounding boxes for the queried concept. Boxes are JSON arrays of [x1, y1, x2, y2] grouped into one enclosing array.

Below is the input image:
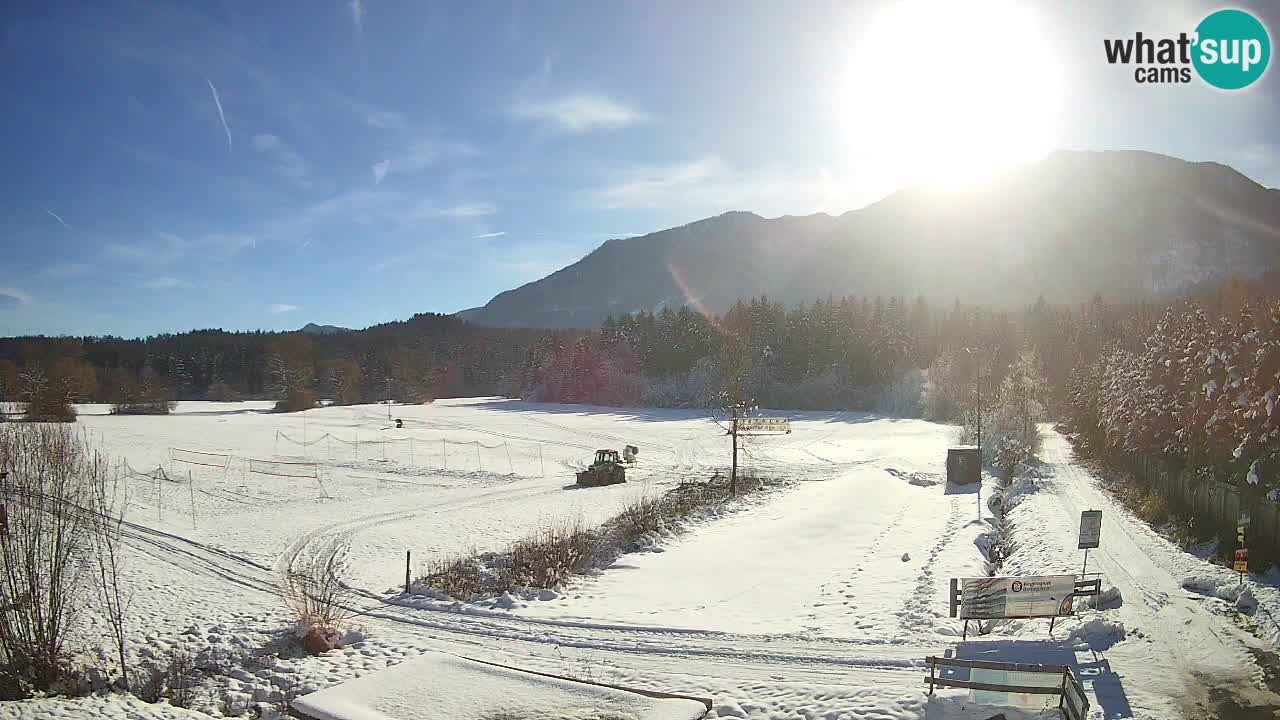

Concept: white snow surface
[[290, 651, 707, 720], [8, 403, 1280, 719]]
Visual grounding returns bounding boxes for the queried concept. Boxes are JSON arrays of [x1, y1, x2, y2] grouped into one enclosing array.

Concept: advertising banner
[[959, 575, 1077, 619]]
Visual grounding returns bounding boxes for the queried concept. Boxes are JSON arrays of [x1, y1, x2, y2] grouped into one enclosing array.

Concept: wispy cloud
[[42, 206, 71, 229], [270, 303, 300, 314], [590, 155, 851, 217], [365, 110, 405, 130], [473, 231, 506, 239], [381, 137, 478, 180], [402, 201, 497, 224], [143, 276, 185, 290], [511, 94, 647, 133], [206, 78, 233, 151], [372, 159, 390, 184], [0, 285, 32, 308], [251, 133, 309, 186], [347, 0, 365, 39], [107, 231, 254, 269]]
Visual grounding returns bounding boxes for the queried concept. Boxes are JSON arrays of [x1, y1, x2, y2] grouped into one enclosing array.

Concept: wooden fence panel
[[1128, 453, 1280, 557]]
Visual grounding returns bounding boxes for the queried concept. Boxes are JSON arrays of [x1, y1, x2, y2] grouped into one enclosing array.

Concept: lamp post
[[964, 347, 981, 456], [965, 347, 982, 523]]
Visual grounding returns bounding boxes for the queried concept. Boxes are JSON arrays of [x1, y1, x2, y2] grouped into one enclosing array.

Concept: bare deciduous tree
[[0, 425, 108, 692]]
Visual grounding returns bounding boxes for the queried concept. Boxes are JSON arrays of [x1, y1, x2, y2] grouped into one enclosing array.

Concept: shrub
[[281, 541, 356, 638], [0, 425, 110, 693], [416, 473, 776, 600], [165, 648, 194, 708], [17, 369, 76, 422]]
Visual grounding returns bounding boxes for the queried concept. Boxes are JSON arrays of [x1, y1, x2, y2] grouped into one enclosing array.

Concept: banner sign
[[737, 417, 790, 434], [959, 575, 1076, 619], [1078, 510, 1102, 549]]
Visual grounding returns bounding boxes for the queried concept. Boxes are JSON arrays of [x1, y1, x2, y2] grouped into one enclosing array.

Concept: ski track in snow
[[10, 404, 1280, 720]]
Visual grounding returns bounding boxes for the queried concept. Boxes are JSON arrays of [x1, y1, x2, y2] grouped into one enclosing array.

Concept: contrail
[[42, 206, 70, 229], [206, 78, 232, 151]]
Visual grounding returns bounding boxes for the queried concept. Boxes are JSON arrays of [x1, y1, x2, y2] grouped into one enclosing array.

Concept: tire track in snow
[[524, 413, 679, 455]]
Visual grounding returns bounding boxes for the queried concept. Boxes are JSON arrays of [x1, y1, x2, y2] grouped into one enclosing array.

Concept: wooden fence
[[1121, 453, 1280, 556]]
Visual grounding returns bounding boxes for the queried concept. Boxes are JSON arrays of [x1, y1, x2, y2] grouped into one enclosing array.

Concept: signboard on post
[[957, 575, 1077, 620], [1078, 510, 1102, 550], [1234, 549, 1249, 574], [736, 417, 790, 434]]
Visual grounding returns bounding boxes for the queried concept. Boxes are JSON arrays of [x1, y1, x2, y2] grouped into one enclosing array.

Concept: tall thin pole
[[976, 356, 982, 458], [387, 376, 392, 421], [731, 405, 739, 497], [966, 346, 983, 524]]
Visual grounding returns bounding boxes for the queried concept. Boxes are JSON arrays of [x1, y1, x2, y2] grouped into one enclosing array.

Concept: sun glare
[[839, 1, 1063, 190]]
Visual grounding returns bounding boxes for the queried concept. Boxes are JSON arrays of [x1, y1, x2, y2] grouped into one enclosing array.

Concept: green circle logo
[[1193, 9, 1271, 90]]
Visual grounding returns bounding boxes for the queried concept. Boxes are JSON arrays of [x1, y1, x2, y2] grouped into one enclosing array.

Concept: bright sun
[[839, 0, 1063, 189]]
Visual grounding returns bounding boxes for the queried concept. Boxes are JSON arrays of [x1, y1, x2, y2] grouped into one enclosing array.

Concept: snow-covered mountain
[[460, 150, 1280, 328]]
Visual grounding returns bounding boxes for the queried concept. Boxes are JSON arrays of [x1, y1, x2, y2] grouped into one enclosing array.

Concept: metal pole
[[443, 439, 447, 469], [1081, 548, 1089, 578], [538, 445, 545, 478], [189, 470, 196, 530], [731, 406, 739, 497], [404, 550, 411, 595], [976, 352, 982, 523]]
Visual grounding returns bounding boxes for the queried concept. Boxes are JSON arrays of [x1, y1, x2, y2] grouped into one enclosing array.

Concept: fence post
[[505, 443, 513, 475], [188, 470, 196, 530], [539, 445, 545, 478], [443, 439, 447, 469], [476, 444, 482, 472], [404, 550, 411, 595], [409, 438, 415, 465]]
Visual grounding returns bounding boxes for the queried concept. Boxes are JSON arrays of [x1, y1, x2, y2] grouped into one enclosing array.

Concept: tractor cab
[[576, 449, 626, 487]]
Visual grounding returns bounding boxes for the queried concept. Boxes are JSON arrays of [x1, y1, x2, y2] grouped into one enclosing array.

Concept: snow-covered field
[[6, 402, 1280, 719]]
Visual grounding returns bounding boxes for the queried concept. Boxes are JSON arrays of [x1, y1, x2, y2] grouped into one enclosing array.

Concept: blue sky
[[2, 0, 1278, 337]]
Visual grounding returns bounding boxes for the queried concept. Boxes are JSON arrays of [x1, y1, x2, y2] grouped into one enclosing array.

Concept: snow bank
[[1182, 575, 1258, 612], [289, 652, 708, 720], [1066, 617, 1126, 651], [1083, 584, 1123, 610]]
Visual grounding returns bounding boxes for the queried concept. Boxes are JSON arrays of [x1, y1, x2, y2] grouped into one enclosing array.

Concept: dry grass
[[281, 541, 357, 635], [417, 472, 777, 600]]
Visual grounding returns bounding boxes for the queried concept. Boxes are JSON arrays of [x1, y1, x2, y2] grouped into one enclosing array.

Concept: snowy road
[[995, 429, 1280, 719]]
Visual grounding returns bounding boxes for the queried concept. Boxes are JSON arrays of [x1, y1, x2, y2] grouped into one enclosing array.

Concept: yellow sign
[[1234, 560, 1248, 573]]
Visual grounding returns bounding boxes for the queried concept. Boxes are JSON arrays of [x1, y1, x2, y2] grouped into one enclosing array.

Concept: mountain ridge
[[459, 150, 1280, 329]]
